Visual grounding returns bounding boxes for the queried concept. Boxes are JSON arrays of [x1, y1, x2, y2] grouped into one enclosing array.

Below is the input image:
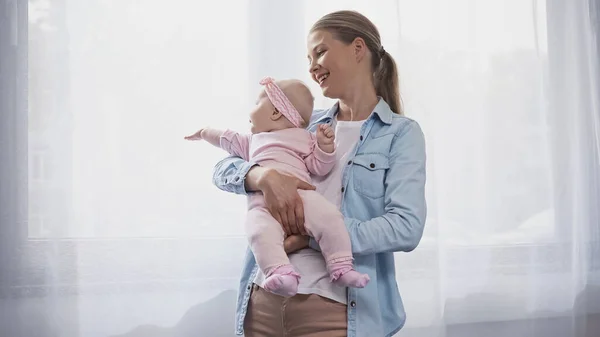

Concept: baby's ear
[[270, 108, 284, 121]]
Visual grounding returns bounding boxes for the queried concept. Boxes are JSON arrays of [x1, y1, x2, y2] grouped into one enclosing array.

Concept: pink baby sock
[[328, 260, 370, 288], [263, 264, 301, 297]]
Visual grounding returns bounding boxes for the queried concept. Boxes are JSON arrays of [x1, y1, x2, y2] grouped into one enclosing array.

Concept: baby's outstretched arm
[[185, 128, 251, 161], [184, 128, 224, 148]]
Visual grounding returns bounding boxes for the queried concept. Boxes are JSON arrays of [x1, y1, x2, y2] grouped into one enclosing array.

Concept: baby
[[185, 77, 369, 297]]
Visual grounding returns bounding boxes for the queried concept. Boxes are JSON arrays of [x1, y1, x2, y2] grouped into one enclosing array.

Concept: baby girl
[[185, 77, 369, 297]]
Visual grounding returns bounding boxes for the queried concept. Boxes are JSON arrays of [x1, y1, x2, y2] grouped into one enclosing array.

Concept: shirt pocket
[[351, 153, 390, 199]]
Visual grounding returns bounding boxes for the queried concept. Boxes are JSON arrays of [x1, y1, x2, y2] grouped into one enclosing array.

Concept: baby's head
[[249, 78, 314, 134]]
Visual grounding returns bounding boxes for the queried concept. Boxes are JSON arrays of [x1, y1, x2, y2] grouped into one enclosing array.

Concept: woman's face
[[307, 29, 358, 99]]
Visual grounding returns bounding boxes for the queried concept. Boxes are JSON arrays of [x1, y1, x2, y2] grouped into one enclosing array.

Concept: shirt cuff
[[312, 145, 337, 164], [234, 160, 258, 195]]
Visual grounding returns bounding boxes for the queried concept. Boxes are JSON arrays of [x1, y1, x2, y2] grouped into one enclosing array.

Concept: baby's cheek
[[249, 110, 257, 120]]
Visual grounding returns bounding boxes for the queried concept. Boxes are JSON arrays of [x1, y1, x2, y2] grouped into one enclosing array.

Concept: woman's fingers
[[271, 210, 288, 235], [292, 178, 310, 234], [261, 172, 313, 236], [294, 197, 307, 236], [287, 206, 299, 235], [284, 235, 309, 254], [279, 209, 293, 236], [296, 179, 316, 191]]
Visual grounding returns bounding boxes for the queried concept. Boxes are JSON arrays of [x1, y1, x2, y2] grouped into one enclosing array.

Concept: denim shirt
[[212, 98, 427, 337]]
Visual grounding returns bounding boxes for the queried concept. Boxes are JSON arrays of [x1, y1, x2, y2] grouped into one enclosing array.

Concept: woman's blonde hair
[[310, 10, 403, 115]]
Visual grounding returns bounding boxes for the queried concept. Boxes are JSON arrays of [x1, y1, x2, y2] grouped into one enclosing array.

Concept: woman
[[213, 10, 426, 337]]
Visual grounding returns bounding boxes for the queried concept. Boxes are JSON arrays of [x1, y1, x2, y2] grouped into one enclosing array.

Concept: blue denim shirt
[[212, 98, 427, 337]]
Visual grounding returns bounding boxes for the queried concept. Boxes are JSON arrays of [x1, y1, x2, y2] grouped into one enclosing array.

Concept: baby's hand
[[316, 124, 335, 153], [184, 129, 204, 141]]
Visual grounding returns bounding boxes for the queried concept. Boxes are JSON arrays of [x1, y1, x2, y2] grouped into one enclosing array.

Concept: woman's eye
[[317, 50, 325, 56]]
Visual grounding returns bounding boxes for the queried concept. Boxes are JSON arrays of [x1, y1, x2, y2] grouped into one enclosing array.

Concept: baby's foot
[[263, 265, 300, 297], [263, 274, 300, 297], [333, 270, 370, 288], [327, 259, 370, 288]]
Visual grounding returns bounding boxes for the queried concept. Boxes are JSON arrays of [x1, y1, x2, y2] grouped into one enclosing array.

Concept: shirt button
[[370, 163, 375, 168], [350, 301, 356, 307], [234, 176, 240, 182], [341, 187, 345, 193], [347, 160, 352, 165], [359, 135, 363, 141]]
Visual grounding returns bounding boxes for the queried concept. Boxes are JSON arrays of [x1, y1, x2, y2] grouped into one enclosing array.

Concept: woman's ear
[[353, 37, 367, 63], [270, 108, 284, 121]]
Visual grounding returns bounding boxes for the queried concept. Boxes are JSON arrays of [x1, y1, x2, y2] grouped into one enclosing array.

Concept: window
[[6, 1, 596, 336]]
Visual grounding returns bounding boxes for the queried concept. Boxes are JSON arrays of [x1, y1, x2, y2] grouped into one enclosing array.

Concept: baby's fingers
[[184, 129, 203, 140]]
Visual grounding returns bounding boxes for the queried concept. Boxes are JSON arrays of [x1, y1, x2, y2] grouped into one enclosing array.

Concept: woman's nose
[[309, 60, 319, 74]]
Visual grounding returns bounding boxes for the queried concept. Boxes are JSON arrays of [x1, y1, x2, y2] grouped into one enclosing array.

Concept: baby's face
[[249, 90, 276, 134]]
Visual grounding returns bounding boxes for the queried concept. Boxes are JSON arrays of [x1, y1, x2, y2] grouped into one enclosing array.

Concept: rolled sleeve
[[212, 156, 258, 196]]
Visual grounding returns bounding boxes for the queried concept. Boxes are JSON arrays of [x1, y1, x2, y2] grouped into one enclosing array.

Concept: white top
[[254, 118, 365, 304]]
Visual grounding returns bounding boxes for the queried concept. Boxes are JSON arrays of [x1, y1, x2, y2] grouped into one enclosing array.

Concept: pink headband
[[259, 76, 305, 128]]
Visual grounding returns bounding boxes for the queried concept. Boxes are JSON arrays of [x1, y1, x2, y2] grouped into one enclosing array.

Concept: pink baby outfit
[[220, 128, 369, 297]]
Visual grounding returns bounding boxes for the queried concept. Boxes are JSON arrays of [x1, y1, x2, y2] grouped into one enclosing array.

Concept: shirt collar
[[317, 97, 393, 125]]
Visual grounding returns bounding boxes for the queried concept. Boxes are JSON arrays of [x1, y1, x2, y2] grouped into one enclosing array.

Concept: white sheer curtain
[[1, 0, 599, 336]]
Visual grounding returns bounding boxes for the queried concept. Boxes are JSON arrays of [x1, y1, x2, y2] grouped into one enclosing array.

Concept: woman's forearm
[[244, 165, 269, 192], [212, 156, 258, 195]]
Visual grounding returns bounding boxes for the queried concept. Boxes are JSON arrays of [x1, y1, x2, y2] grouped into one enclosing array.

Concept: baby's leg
[[246, 195, 300, 297], [298, 190, 370, 288]]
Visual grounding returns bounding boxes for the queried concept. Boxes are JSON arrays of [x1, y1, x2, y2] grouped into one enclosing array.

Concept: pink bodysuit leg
[[246, 195, 300, 297], [298, 190, 370, 288]]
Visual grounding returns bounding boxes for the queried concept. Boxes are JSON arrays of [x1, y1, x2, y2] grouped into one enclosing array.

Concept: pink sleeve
[[304, 132, 336, 176], [220, 129, 251, 161]]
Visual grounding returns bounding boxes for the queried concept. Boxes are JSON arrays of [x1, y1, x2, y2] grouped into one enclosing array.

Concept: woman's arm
[[308, 121, 427, 255], [212, 156, 259, 195], [212, 157, 316, 235]]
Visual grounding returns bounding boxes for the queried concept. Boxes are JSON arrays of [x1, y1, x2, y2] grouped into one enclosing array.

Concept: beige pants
[[244, 285, 348, 337]]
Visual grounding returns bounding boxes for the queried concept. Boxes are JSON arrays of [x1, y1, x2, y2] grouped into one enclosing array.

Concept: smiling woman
[[308, 10, 402, 116], [213, 9, 427, 337], [1, 0, 599, 337]]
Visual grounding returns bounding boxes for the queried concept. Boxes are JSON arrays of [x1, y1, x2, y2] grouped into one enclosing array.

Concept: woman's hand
[[284, 235, 309, 254], [257, 168, 315, 236]]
